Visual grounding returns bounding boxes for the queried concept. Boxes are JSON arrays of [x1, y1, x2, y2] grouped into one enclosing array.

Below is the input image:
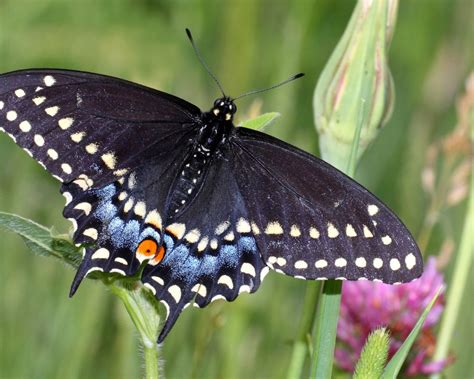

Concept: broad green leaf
[[382, 287, 443, 378], [240, 112, 280, 130], [0, 211, 82, 268]]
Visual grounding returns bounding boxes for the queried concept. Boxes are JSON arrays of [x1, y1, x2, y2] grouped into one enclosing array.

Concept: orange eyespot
[[151, 245, 165, 265], [136, 239, 158, 257]]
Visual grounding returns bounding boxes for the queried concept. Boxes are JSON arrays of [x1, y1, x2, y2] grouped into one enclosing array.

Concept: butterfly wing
[[0, 69, 202, 290], [141, 143, 267, 342], [231, 127, 423, 284], [0, 69, 200, 186]]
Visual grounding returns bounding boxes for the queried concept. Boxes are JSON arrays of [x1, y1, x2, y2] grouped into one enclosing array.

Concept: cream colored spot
[[381, 235, 392, 245], [212, 294, 227, 302], [390, 258, 401, 271], [101, 152, 117, 169], [224, 231, 235, 241], [134, 202, 146, 218], [61, 163, 72, 174], [58, 117, 74, 130], [91, 248, 110, 259], [265, 221, 283, 235], [43, 75, 56, 86], [251, 222, 260, 235], [15, 89, 26, 98], [166, 223, 186, 239], [19, 120, 32, 132], [83, 228, 98, 240], [290, 225, 301, 237], [74, 202, 92, 216], [168, 285, 182, 303], [145, 210, 162, 229], [355, 257, 367, 268], [73, 174, 93, 190], [118, 192, 127, 201], [239, 285, 251, 294], [368, 204, 379, 216], [33, 134, 45, 146], [260, 267, 270, 281], [268, 256, 278, 264], [276, 257, 287, 266], [71, 132, 86, 143], [33, 96, 46, 106], [210, 239, 218, 250], [191, 283, 207, 297], [124, 198, 134, 213], [345, 224, 357, 237], [85, 267, 104, 277], [0, 101, 4, 109], [114, 168, 129, 176], [215, 221, 230, 235], [327, 223, 339, 238], [363, 225, 373, 238], [185, 229, 200, 244], [144, 283, 156, 295], [6, 111, 17, 121], [294, 260, 308, 269], [405, 253, 416, 270], [85, 143, 98, 154], [241, 262, 256, 277], [218, 275, 234, 289], [197, 237, 209, 252], [115, 257, 128, 266], [315, 259, 328, 269], [373, 258, 383, 269], [45, 106, 59, 116], [309, 227, 320, 239], [236, 218, 251, 233], [62, 191, 72, 206], [151, 276, 164, 286], [46, 149, 58, 160], [160, 300, 170, 317], [35, 86, 43, 92], [335, 257, 347, 267]]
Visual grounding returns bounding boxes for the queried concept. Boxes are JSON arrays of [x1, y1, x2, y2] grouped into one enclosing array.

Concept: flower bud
[[314, 0, 397, 170]]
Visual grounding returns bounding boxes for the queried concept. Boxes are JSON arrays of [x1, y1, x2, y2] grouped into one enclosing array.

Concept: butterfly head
[[212, 97, 237, 122]]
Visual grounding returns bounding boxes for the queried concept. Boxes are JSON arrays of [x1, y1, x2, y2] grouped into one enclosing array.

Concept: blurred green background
[[0, 1, 472, 378]]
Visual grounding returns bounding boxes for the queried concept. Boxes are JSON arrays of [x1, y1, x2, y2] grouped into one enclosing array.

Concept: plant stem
[[109, 284, 161, 379], [286, 281, 321, 379], [431, 176, 473, 378]]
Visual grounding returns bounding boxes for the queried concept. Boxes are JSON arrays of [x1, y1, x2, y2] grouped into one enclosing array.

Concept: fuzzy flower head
[[336, 257, 448, 376]]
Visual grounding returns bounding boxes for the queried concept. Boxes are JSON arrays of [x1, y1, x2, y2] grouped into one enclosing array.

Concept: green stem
[[431, 175, 473, 378], [109, 283, 161, 379], [286, 281, 321, 379]]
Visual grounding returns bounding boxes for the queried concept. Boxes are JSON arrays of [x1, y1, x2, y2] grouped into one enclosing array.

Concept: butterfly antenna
[[233, 73, 304, 101], [186, 28, 226, 97]]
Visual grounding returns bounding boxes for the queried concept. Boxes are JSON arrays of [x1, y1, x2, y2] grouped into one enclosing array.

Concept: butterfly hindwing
[[232, 127, 423, 284], [141, 149, 267, 342]]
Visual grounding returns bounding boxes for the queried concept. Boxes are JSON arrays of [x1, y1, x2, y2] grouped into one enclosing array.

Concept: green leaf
[[0, 211, 82, 268], [382, 287, 443, 378], [240, 112, 280, 130], [353, 328, 390, 379]]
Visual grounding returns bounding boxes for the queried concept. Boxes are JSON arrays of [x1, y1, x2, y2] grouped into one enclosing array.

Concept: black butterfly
[[0, 41, 422, 343]]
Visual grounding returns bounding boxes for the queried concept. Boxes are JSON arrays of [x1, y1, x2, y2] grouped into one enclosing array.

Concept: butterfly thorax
[[166, 97, 236, 219]]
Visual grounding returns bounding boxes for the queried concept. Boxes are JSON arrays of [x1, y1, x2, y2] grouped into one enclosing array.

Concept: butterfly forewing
[[232, 127, 423, 284], [0, 69, 200, 186]]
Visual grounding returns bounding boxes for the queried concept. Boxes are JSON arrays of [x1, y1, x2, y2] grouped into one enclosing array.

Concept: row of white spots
[[267, 252, 417, 272]]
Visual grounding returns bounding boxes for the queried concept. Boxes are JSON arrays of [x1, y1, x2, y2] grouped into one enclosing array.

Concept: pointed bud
[[314, 0, 398, 169]]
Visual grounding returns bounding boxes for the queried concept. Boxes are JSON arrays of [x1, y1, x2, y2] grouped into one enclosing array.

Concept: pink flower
[[336, 257, 449, 376]]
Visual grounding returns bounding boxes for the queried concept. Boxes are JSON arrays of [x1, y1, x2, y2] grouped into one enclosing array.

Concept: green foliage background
[[0, 1, 471, 378]]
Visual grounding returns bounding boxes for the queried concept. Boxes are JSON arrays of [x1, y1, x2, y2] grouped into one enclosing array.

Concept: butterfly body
[[0, 69, 423, 342]]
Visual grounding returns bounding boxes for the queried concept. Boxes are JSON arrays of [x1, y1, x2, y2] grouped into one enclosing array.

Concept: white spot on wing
[[381, 235, 392, 245], [33, 96, 45, 105], [215, 221, 230, 235], [166, 223, 186, 239], [83, 228, 98, 240], [405, 253, 416, 270], [70, 132, 86, 143], [185, 229, 200, 244], [294, 260, 308, 269], [363, 225, 373, 238], [310, 227, 320, 239], [241, 262, 256, 277], [368, 204, 379, 216], [345, 224, 357, 237], [290, 225, 301, 237], [134, 202, 146, 218], [45, 106, 59, 116], [34, 134, 45, 147], [168, 285, 182, 303], [152, 276, 164, 286], [91, 248, 110, 259], [15, 89, 26, 98], [85, 143, 98, 154], [390, 258, 401, 271], [74, 202, 92, 215], [373, 258, 383, 269], [335, 257, 347, 267], [191, 283, 207, 297], [315, 259, 328, 268], [58, 117, 74, 130], [236, 218, 251, 233], [114, 257, 128, 266], [197, 237, 209, 252], [6, 111, 17, 121], [224, 231, 235, 241], [218, 275, 234, 289], [61, 163, 72, 175], [144, 283, 156, 295], [101, 152, 117, 169], [43, 75, 56, 86], [265, 221, 283, 235], [355, 257, 367, 268], [327, 223, 339, 238], [19, 120, 31, 132]]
